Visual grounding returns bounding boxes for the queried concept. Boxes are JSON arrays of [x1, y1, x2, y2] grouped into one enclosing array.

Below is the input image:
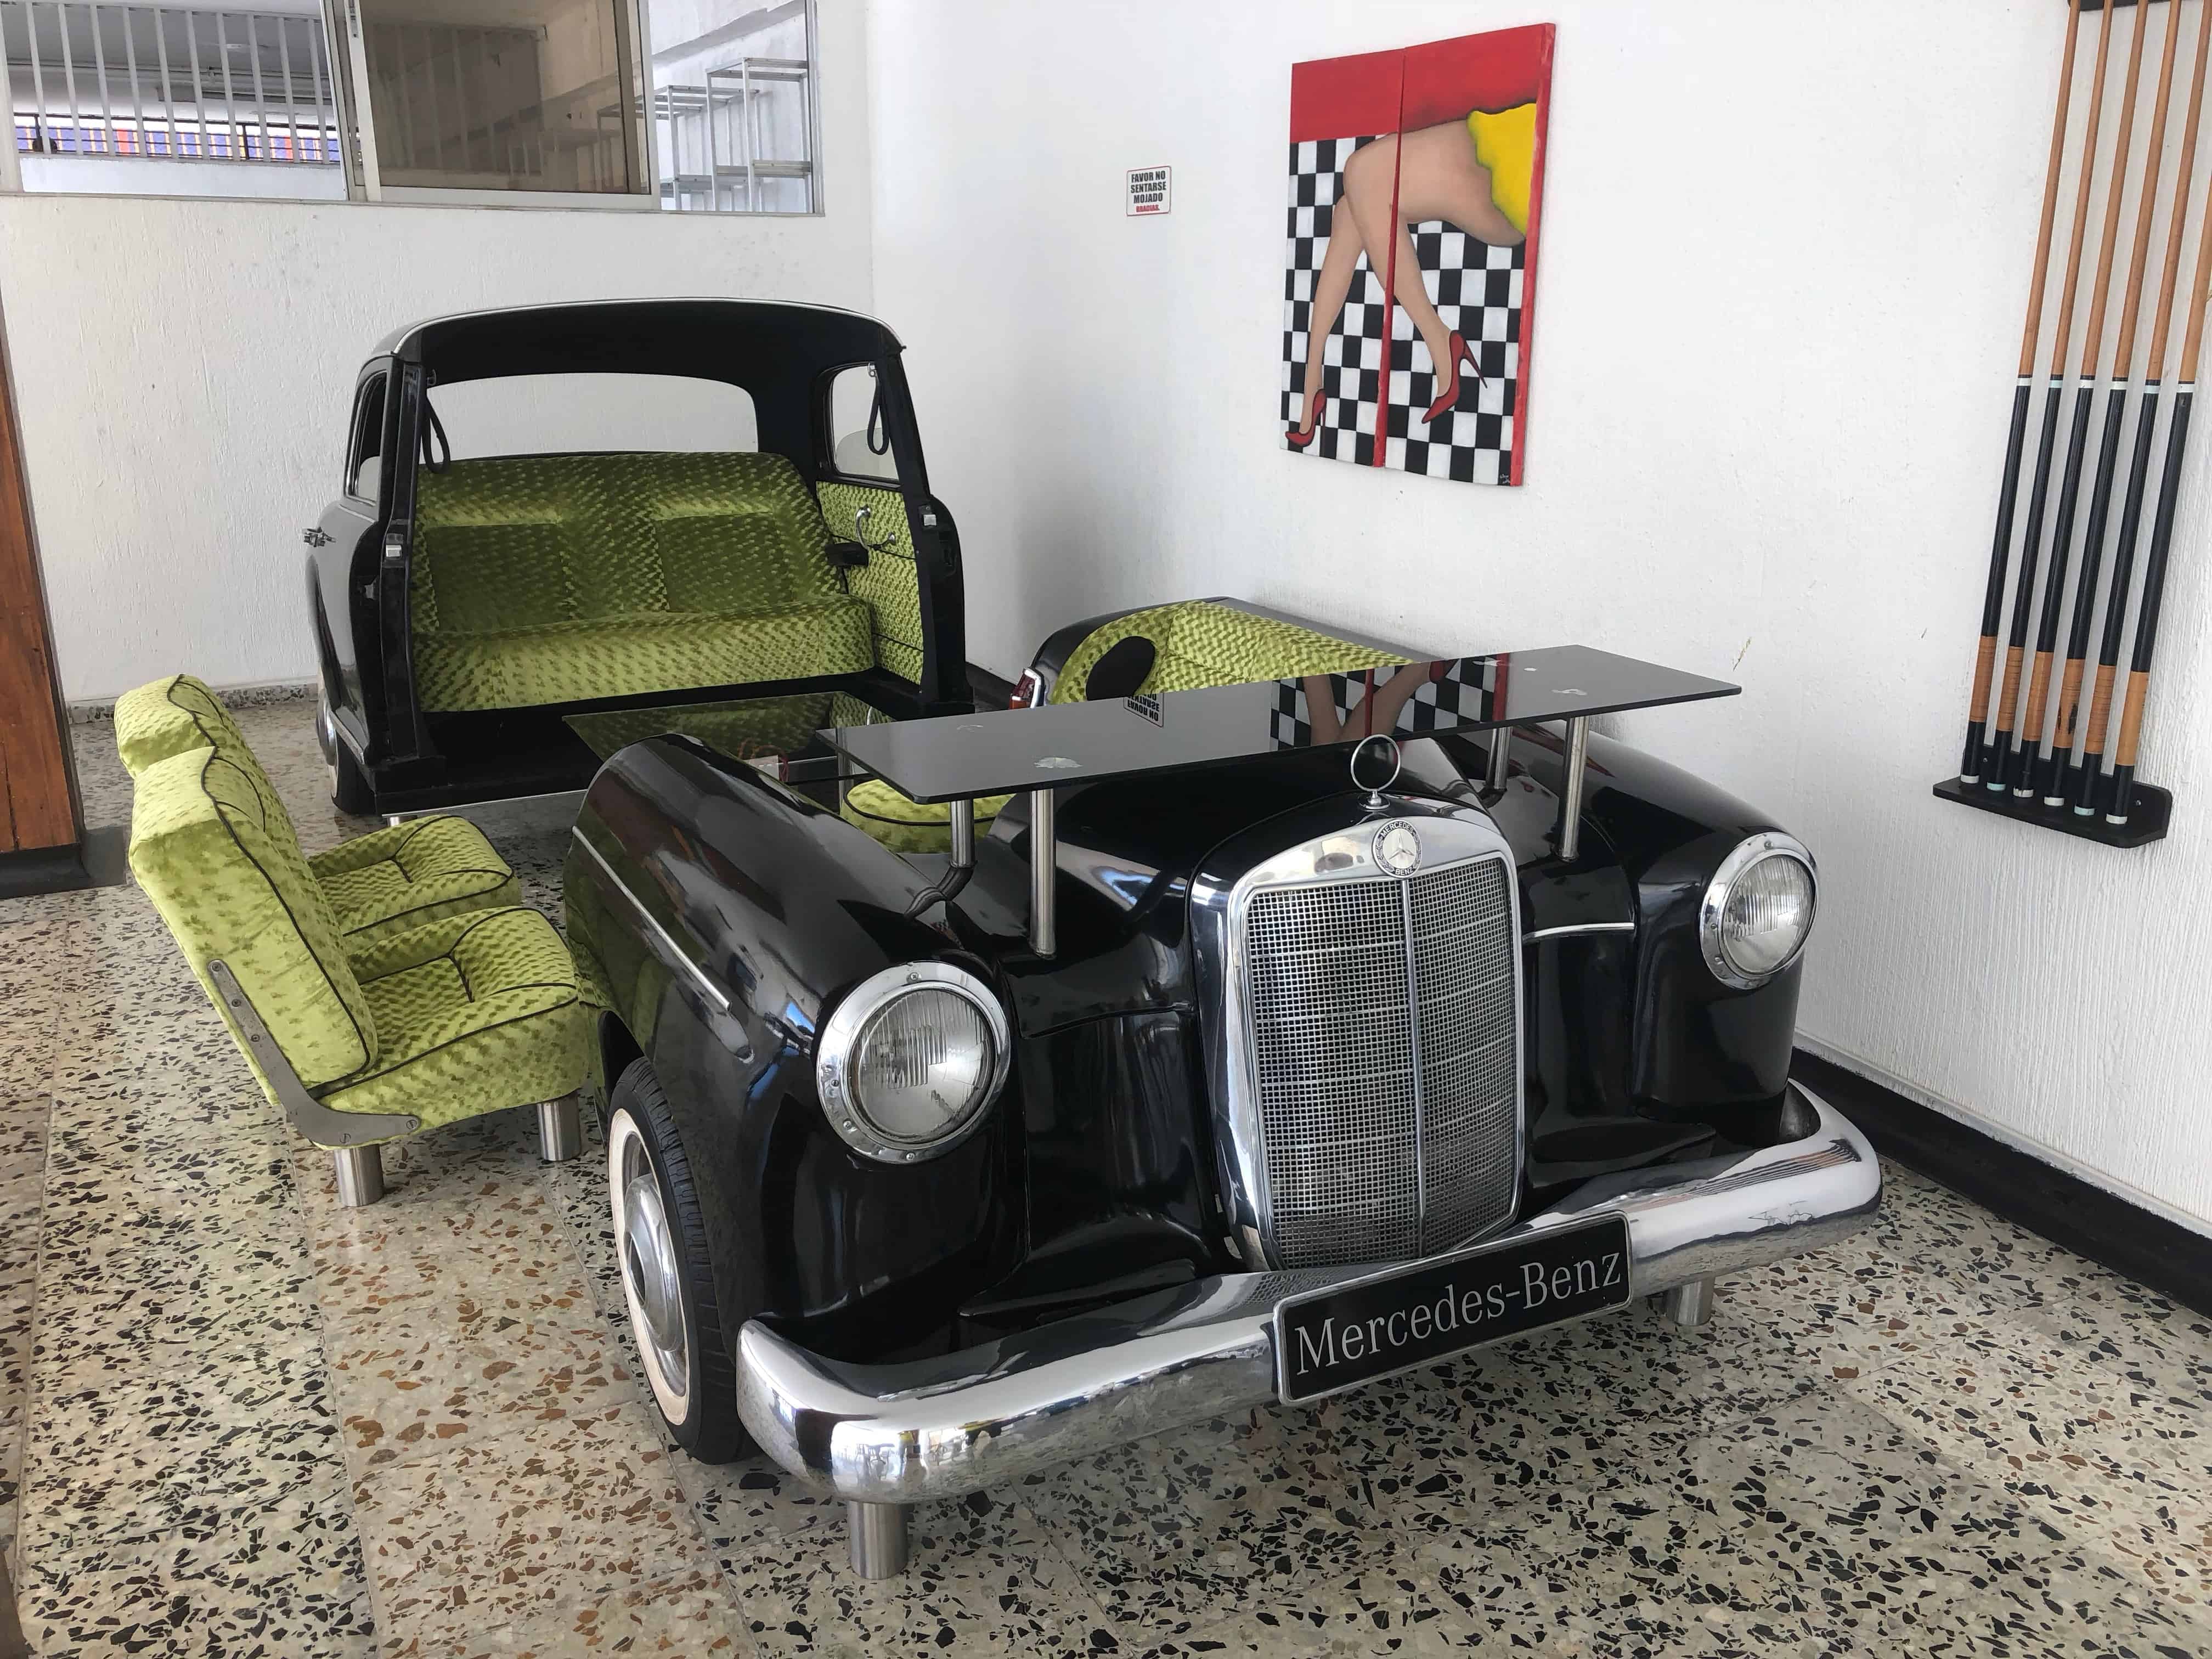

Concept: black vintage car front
[[561, 643, 1881, 1577]]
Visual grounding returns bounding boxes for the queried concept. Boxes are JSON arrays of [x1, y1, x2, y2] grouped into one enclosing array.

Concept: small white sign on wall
[[1126, 165, 1171, 216]]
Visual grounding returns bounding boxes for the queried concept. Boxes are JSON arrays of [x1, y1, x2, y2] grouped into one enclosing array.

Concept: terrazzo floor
[[0, 698, 2206, 1656]]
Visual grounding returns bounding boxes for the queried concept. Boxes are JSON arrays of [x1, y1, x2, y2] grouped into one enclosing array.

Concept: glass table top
[[821, 646, 1738, 805]]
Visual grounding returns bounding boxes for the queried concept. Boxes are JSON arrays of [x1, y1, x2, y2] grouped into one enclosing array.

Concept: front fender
[[563, 736, 1019, 1361]]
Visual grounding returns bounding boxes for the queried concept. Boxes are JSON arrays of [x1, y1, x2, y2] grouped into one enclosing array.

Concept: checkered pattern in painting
[[1268, 659, 1502, 749], [1282, 140, 1527, 486], [1283, 136, 1390, 467], [1389, 233, 1524, 485]]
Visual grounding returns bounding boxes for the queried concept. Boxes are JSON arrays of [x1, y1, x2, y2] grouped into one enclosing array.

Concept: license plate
[[1273, 1215, 1633, 1404]]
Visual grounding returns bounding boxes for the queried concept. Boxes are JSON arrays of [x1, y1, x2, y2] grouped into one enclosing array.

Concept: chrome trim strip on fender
[[735, 1082, 1881, 1508], [1522, 922, 1636, 942], [569, 827, 735, 1015]]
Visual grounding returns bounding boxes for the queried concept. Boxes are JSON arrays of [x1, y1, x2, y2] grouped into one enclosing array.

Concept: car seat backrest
[[413, 452, 842, 637], [115, 673, 253, 776], [129, 747, 377, 1093], [1049, 601, 1406, 703]]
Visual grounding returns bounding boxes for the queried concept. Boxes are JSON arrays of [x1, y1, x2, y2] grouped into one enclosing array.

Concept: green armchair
[[121, 687, 589, 1205]]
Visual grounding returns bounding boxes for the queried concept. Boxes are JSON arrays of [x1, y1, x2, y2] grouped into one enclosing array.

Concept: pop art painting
[[1283, 25, 1554, 484]]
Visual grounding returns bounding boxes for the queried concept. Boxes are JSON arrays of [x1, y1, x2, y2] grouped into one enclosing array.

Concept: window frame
[[1, 0, 825, 214], [343, 368, 390, 505]]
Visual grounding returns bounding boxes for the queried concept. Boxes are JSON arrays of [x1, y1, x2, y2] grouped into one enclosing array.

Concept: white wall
[[867, 0, 2212, 1229], [0, 0, 870, 702]]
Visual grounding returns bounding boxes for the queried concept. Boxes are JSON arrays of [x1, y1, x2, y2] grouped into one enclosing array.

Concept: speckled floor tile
[[22, 1333, 342, 1558], [381, 1565, 749, 1656], [34, 1222, 320, 1395], [1131, 1549, 1483, 1657], [350, 1401, 706, 1648], [1020, 1408, 1385, 1638], [311, 1178, 589, 1336], [1861, 1546, 2212, 1656], [673, 1444, 842, 1547], [1837, 1313, 2211, 1606], [330, 1284, 629, 1472], [19, 1481, 376, 1658], [725, 1489, 1111, 1656]]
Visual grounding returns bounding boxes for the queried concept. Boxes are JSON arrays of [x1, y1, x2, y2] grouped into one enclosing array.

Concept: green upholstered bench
[[128, 743, 590, 1205], [410, 452, 877, 712], [838, 600, 1404, 853], [115, 674, 520, 948]]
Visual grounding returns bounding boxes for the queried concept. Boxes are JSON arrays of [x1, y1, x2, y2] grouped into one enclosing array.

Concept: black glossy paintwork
[[569, 736, 1018, 1362], [566, 703, 1812, 1361]]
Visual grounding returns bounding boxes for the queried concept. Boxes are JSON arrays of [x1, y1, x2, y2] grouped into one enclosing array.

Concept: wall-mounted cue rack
[[1940, 0, 2207, 847]]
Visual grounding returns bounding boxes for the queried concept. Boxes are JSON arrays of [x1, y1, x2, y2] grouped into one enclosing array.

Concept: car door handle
[[302, 527, 331, 546]]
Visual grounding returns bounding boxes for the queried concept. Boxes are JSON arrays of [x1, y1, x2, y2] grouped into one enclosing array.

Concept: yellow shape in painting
[[1466, 103, 1537, 235]]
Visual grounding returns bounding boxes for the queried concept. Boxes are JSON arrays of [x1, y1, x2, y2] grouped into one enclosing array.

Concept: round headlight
[[1699, 833, 1816, 989], [815, 963, 1010, 1163]]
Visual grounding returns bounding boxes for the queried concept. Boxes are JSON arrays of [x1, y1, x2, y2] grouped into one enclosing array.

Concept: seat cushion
[[129, 748, 375, 1093], [411, 452, 873, 712], [114, 674, 252, 776], [311, 817, 521, 948], [840, 779, 1009, 855], [317, 907, 589, 1135], [1052, 601, 1403, 703], [411, 599, 876, 713]]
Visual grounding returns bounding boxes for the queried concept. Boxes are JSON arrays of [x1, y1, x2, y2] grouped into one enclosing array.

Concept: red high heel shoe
[[1423, 332, 1485, 424], [1286, 386, 1326, 449]]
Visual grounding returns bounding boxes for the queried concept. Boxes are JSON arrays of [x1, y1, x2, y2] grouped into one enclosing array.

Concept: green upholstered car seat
[[128, 745, 589, 1202], [114, 675, 521, 949], [408, 452, 878, 712], [838, 600, 1405, 853]]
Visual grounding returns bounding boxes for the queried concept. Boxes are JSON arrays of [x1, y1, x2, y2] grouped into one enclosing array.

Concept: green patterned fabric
[[839, 601, 1403, 856], [320, 907, 588, 1132], [115, 674, 253, 776], [1052, 601, 1403, 703], [310, 817, 521, 947], [411, 452, 876, 712], [839, 780, 1008, 854], [129, 748, 376, 1091], [816, 482, 926, 685]]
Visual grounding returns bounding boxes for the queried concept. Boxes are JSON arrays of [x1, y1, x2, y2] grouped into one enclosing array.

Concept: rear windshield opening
[[426, 373, 760, 460]]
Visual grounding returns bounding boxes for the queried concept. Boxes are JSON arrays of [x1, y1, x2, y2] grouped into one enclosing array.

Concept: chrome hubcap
[[619, 1152, 688, 1395], [316, 686, 338, 797]]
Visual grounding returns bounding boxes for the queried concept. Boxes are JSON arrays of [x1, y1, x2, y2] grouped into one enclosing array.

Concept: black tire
[[606, 1057, 748, 1462], [321, 685, 375, 816]]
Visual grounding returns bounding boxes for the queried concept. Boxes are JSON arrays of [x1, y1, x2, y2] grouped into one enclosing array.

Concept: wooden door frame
[[0, 281, 91, 885]]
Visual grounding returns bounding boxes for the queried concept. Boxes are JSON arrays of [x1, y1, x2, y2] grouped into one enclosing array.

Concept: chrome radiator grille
[[1243, 856, 1519, 1269]]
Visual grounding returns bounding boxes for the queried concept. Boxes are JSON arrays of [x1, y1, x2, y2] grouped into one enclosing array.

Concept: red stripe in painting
[[1400, 25, 1551, 127], [1289, 49, 1404, 143]]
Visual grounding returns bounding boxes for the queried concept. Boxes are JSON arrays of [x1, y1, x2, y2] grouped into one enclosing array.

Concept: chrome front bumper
[[735, 1083, 1880, 1509]]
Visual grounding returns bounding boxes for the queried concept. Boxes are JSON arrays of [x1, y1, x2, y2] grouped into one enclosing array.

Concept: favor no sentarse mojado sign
[[1283, 24, 1554, 486], [1127, 165, 1171, 215]]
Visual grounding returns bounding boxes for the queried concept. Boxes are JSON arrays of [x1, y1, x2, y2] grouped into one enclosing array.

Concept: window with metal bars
[[1, 0, 817, 209]]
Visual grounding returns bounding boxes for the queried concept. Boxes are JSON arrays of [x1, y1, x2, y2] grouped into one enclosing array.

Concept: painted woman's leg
[[1342, 144, 1454, 391], [1299, 216, 1364, 430]]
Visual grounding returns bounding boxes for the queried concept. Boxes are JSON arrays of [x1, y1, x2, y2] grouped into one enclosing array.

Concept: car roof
[[370, 297, 904, 385]]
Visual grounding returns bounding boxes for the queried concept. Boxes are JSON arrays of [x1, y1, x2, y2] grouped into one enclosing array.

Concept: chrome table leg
[[1558, 716, 1590, 861], [847, 1500, 911, 1577], [537, 1093, 583, 1163], [332, 1144, 385, 1209], [1029, 786, 1057, 957], [1658, 1276, 1716, 1329]]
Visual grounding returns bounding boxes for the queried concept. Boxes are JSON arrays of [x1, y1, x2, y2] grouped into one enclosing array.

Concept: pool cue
[[2052, 0, 2208, 806], [2101, 95, 2212, 824], [1962, 0, 2086, 783], [2001, 0, 2149, 796], [1984, 0, 2119, 787]]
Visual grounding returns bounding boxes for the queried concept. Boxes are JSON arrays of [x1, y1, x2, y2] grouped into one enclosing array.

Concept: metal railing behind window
[[633, 49, 814, 213], [3, 0, 339, 166]]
